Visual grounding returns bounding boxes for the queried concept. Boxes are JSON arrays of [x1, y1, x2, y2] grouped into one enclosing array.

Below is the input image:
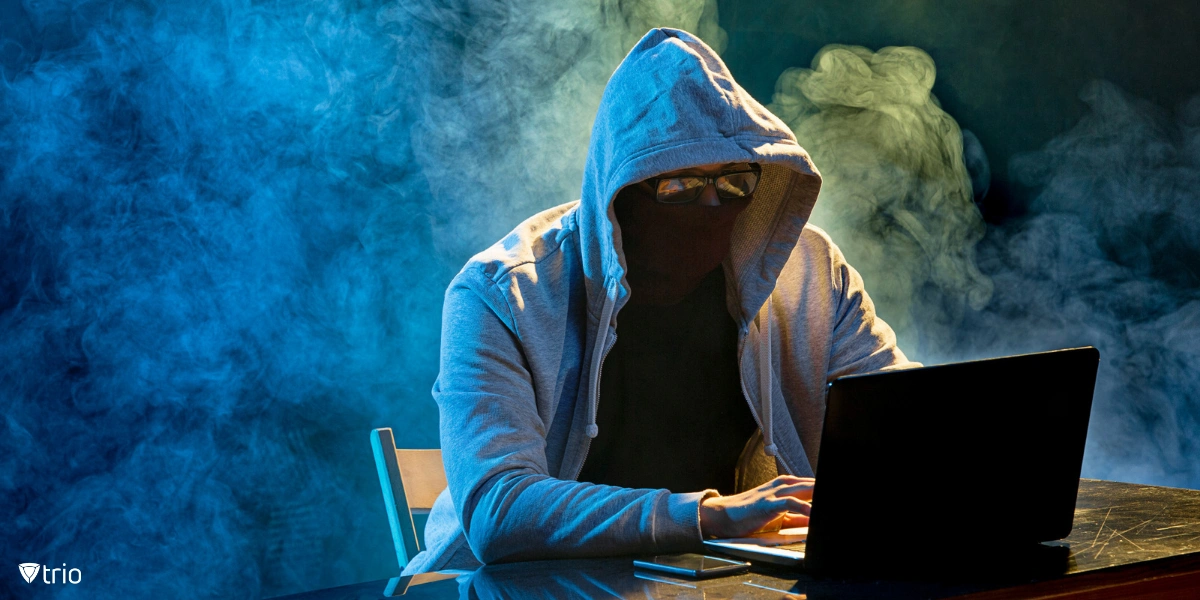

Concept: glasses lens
[[657, 177, 706, 203], [714, 171, 759, 198]]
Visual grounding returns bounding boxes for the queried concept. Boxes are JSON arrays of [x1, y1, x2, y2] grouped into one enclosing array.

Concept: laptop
[[705, 347, 1100, 574]]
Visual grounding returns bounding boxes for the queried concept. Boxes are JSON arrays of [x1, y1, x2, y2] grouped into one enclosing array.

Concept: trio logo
[[18, 562, 82, 584], [18, 564, 39, 583]]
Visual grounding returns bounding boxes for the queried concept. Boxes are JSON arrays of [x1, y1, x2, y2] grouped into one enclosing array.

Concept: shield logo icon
[[19, 563, 40, 584]]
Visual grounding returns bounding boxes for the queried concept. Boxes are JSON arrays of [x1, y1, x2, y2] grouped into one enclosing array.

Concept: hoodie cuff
[[666, 489, 722, 544]]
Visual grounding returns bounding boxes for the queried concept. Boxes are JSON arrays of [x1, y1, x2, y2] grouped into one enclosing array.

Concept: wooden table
[[272, 479, 1200, 599]]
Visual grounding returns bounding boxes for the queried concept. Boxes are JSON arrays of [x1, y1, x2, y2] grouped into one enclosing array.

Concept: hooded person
[[400, 27, 918, 575]]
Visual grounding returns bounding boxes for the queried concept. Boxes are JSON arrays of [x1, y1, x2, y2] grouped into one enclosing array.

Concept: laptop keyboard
[[743, 527, 808, 549]]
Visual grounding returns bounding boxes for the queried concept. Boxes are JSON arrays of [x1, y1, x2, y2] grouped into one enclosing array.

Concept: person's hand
[[698, 475, 814, 539]]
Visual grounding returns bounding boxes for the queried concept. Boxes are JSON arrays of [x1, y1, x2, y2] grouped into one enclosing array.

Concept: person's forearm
[[461, 471, 710, 563]]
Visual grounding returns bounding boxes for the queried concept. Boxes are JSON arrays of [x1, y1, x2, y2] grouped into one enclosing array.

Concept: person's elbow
[[463, 506, 531, 564], [459, 475, 540, 564], [465, 525, 508, 564]]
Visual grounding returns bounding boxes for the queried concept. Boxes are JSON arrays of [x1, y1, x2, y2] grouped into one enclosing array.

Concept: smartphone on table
[[633, 553, 751, 579]]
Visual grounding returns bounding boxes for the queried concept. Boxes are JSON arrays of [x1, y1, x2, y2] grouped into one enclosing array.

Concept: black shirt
[[577, 267, 758, 495]]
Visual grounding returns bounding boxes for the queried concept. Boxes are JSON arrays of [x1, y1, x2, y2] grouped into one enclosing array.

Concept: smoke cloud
[[0, 1, 722, 598], [769, 44, 994, 354], [772, 47, 1199, 489], [977, 80, 1200, 487]]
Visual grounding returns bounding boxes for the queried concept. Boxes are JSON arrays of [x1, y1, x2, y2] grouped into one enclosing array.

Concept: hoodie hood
[[577, 27, 825, 459], [579, 27, 823, 326]]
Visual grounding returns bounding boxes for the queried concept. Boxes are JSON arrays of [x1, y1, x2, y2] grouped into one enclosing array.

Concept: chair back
[[371, 427, 448, 569]]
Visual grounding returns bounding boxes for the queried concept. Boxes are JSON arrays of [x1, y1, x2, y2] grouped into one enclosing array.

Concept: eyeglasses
[[648, 165, 761, 204]]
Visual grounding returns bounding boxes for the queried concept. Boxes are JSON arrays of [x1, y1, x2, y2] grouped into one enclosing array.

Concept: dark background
[[2, 1, 1198, 599]]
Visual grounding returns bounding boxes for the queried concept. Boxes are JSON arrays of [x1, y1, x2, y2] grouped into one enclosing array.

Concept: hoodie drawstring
[[586, 287, 616, 439], [758, 297, 777, 456]]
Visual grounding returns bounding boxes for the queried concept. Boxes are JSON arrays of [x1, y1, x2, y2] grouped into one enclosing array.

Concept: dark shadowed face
[[614, 162, 756, 306]]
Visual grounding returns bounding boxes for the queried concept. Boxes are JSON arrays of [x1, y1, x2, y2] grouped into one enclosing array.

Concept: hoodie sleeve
[[434, 270, 716, 564], [825, 241, 921, 378]]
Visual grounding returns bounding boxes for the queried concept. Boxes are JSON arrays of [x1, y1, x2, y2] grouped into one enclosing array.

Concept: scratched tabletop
[[273, 479, 1200, 600], [1065, 478, 1200, 568]]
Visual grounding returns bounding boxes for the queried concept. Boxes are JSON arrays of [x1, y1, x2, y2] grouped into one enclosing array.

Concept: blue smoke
[[960, 81, 1200, 488], [0, 1, 726, 598], [1, 1, 448, 597]]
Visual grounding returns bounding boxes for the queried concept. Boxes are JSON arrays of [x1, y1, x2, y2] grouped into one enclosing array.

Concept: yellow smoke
[[770, 44, 993, 354]]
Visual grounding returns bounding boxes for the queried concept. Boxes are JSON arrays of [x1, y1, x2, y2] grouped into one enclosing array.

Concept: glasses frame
[[647, 164, 762, 205]]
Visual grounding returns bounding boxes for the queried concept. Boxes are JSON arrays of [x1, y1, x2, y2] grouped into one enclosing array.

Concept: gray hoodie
[[401, 27, 916, 574]]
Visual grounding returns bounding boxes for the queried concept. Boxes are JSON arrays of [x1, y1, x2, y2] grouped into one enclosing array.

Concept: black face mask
[[613, 184, 751, 306]]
